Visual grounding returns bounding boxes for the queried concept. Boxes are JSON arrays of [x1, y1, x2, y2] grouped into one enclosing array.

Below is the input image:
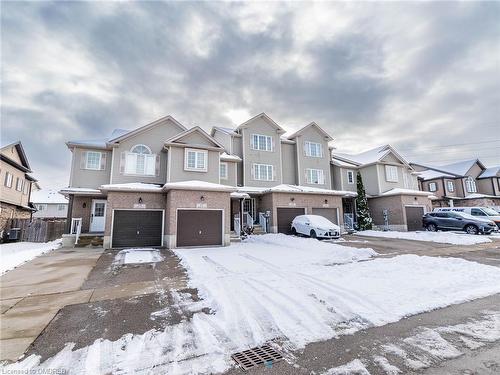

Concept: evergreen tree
[[355, 171, 373, 230]]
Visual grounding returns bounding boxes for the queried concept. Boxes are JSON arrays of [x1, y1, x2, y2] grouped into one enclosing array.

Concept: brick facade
[[70, 196, 95, 233], [0, 201, 32, 235], [368, 194, 432, 231], [431, 197, 500, 209]]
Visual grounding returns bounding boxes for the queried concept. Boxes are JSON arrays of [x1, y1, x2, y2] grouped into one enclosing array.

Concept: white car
[[291, 215, 341, 239]]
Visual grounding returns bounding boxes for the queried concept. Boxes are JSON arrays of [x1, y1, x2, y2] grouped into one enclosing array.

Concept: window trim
[[57, 204, 66, 211], [446, 180, 455, 193], [304, 141, 323, 158], [15, 177, 23, 192], [253, 163, 274, 181], [385, 165, 399, 183], [219, 162, 228, 179], [465, 176, 477, 193], [347, 170, 355, 184], [4, 172, 13, 188], [85, 151, 102, 170], [428, 181, 437, 192], [251, 134, 273, 152], [306, 168, 325, 185], [124, 145, 156, 176], [184, 148, 208, 172]]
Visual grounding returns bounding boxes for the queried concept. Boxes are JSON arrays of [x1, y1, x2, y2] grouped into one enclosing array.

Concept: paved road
[[223, 235, 500, 374]]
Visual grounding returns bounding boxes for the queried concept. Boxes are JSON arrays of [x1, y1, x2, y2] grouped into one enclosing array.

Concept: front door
[[243, 198, 256, 221], [90, 199, 106, 232]]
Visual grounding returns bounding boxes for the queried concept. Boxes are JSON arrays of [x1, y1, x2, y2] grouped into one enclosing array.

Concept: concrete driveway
[[0, 246, 188, 362]]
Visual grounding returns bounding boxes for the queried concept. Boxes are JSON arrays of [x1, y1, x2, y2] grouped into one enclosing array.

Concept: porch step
[[75, 236, 103, 248], [252, 225, 266, 235]]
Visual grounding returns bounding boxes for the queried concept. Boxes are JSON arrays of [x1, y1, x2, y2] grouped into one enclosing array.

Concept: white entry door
[[90, 199, 107, 232]]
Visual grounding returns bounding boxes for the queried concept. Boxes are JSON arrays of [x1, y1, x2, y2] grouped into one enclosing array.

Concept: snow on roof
[[109, 128, 129, 140], [379, 188, 435, 197], [31, 189, 68, 204], [220, 152, 242, 162], [59, 187, 102, 196], [461, 193, 498, 199], [478, 166, 500, 179], [432, 159, 479, 176], [333, 145, 400, 166], [230, 192, 250, 199], [416, 169, 455, 181], [100, 183, 163, 192], [213, 126, 239, 136], [163, 180, 237, 192], [239, 184, 356, 196], [331, 158, 359, 168], [67, 139, 109, 148]]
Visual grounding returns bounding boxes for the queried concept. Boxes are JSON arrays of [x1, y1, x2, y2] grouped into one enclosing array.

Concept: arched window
[[124, 144, 156, 176], [465, 176, 477, 193]]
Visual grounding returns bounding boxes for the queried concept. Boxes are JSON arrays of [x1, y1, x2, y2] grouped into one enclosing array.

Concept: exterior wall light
[[82, 202, 86, 208], [200, 195, 205, 201], [138, 197, 143, 204], [290, 197, 295, 202]]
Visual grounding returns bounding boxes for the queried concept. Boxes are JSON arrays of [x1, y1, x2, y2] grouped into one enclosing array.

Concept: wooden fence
[[6, 218, 66, 242]]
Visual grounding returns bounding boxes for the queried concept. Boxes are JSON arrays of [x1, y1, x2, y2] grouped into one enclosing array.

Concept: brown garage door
[[177, 209, 223, 247], [276, 207, 306, 234], [112, 210, 163, 248], [311, 208, 339, 225], [405, 206, 425, 231]]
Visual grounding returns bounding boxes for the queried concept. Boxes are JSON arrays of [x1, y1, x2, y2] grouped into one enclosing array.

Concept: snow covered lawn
[[113, 248, 164, 265], [5, 234, 500, 374], [0, 239, 62, 274], [357, 230, 492, 245]]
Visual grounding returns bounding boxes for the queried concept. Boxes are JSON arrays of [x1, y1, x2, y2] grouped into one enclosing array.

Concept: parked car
[[291, 215, 341, 239], [434, 207, 500, 229], [423, 211, 497, 235]]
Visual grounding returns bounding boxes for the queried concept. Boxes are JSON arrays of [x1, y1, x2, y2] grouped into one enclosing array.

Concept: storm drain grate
[[231, 344, 283, 370]]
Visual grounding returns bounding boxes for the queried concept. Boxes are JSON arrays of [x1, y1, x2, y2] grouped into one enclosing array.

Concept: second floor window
[[185, 149, 207, 172], [306, 169, 325, 184], [58, 204, 66, 211], [220, 162, 228, 179], [428, 182, 437, 192], [447, 180, 455, 192], [253, 164, 274, 181], [465, 176, 477, 193], [36, 204, 47, 211], [125, 145, 156, 175], [4, 172, 13, 188], [304, 141, 323, 157], [347, 170, 355, 184], [385, 165, 398, 182], [16, 177, 23, 192], [23, 181, 30, 195], [86, 151, 102, 170], [251, 134, 273, 151]]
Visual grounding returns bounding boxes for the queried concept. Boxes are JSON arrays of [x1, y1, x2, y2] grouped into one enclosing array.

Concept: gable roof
[[478, 165, 500, 179], [416, 169, 456, 181], [286, 122, 333, 141], [0, 141, 32, 172], [108, 115, 187, 143], [211, 126, 241, 137], [235, 112, 286, 134], [413, 159, 485, 179], [31, 189, 68, 204], [332, 145, 410, 168], [164, 126, 225, 150]]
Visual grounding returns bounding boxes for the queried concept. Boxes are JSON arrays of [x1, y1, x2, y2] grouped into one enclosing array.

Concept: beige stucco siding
[[241, 118, 282, 187], [168, 147, 220, 183], [376, 163, 418, 193], [281, 143, 297, 184], [70, 147, 112, 188], [111, 120, 184, 185], [359, 165, 380, 196], [212, 130, 232, 153], [220, 161, 237, 186], [340, 167, 357, 192]]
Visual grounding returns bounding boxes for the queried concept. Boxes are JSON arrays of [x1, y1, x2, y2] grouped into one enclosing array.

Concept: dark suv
[[423, 211, 497, 235]]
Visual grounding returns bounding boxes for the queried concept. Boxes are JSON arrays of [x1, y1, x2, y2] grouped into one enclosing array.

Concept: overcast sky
[[1, 1, 499, 190]]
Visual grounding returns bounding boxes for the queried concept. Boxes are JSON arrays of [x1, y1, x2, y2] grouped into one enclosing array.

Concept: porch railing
[[71, 218, 82, 244], [233, 215, 241, 236], [259, 212, 268, 233], [244, 212, 254, 229], [343, 213, 354, 231]]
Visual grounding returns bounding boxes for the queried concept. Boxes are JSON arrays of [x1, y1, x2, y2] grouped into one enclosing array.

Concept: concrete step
[[75, 236, 103, 248]]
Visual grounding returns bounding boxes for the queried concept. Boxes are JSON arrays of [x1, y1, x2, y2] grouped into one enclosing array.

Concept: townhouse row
[[60, 113, 435, 249]]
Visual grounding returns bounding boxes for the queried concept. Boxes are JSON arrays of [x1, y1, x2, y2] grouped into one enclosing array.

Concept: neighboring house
[[0, 141, 36, 236], [332, 145, 434, 231], [411, 159, 500, 209], [32, 189, 68, 219], [61, 113, 355, 249]]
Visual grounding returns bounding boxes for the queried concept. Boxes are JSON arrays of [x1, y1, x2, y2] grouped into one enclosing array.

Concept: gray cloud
[[1, 1, 499, 189]]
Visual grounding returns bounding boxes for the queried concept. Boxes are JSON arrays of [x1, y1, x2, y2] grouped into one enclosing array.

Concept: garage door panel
[[405, 206, 425, 231], [177, 210, 223, 247], [276, 207, 305, 234], [112, 210, 163, 248], [311, 208, 339, 225]]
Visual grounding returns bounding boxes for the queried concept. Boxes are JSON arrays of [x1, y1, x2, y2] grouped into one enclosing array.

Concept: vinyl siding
[[281, 143, 297, 184], [0, 161, 31, 207], [69, 147, 112, 188], [168, 147, 220, 183]]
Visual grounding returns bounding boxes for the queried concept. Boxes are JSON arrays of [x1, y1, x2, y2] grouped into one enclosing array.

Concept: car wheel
[[291, 227, 297, 235], [465, 225, 479, 235], [310, 230, 317, 238], [426, 223, 437, 232]]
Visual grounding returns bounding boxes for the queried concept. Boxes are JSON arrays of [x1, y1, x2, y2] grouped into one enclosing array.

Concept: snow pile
[[357, 230, 492, 245], [0, 239, 62, 274], [5, 235, 500, 374], [323, 359, 369, 374], [113, 248, 164, 265]]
